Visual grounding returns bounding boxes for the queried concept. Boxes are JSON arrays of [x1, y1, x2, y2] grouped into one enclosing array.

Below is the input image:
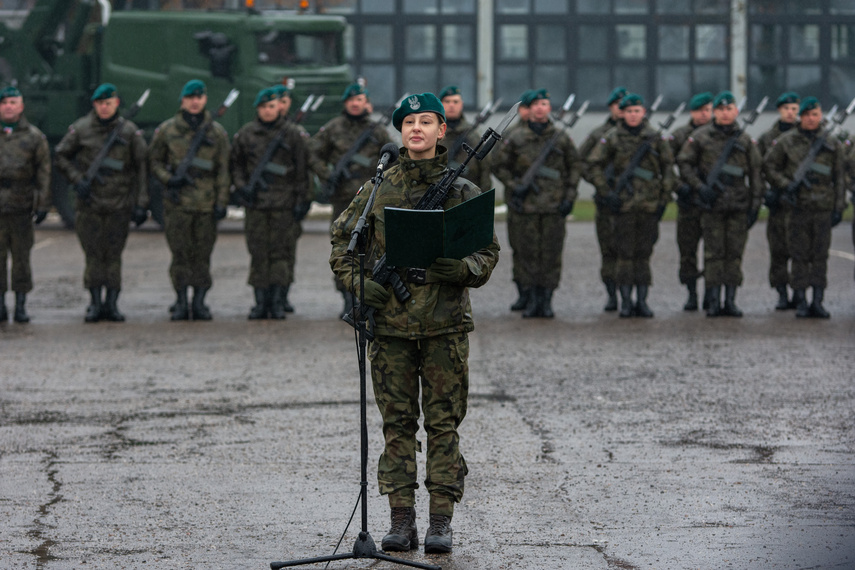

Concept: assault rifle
[[320, 95, 405, 203], [781, 97, 855, 206], [342, 102, 521, 340], [508, 95, 588, 210], [76, 89, 150, 199], [167, 88, 239, 203], [448, 98, 503, 163]]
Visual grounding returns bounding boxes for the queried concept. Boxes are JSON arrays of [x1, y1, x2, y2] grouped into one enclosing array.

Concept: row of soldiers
[[496, 86, 852, 319]]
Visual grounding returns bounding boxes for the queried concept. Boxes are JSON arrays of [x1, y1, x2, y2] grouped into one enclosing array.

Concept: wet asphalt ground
[[1, 215, 853, 570]]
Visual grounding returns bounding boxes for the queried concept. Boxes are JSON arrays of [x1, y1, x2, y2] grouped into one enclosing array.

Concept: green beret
[[91, 83, 118, 102], [254, 87, 278, 108], [439, 85, 461, 100], [0, 86, 22, 101], [619, 93, 644, 109], [713, 90, 736, 108], [799, 96, 820, 115], [689, 92, 714, 110], [270, 84, 290, 98], [392, 92, 446, 132], [518, 90, 534, 108], [776, 91, 800, 107], [341, 82, 367, 102], [180, 79, 207, 100], [607, 86, 628, 106], [521, 88, 549, 107]]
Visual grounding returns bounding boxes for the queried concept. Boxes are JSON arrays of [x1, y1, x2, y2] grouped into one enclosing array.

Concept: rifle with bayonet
[[342, 102, 521, 340], [695, 96, 768, 210], [779, 97, 855, 207], [75, 89, 150, 201], [448, 98, 503, 163], [167, 88, 239, 204], [508, 95, 587, 211]]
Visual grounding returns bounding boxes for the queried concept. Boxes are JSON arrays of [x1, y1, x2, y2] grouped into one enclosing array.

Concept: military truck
[[0, 0, 350, 226]]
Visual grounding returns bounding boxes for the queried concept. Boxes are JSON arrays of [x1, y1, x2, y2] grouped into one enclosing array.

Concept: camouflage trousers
[[164, 207, 217, 290], [75, 208, 130, 289], [595, 205, 617, 284], [676, 204, 703, 284], [766, 207, 790, 288], [614, 211, 659, 286], [701, 211, 748, 288], [506, 208, 523, 284], [244, 208, 296, 288], [787, 209, 832, 290], [0, 212, 34, 293], [369, 332, 470, 517], [332, 198, 353, 293], [510, 212, 566, 289]]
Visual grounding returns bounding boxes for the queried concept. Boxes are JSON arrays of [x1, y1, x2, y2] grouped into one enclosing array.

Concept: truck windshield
[[256, 31, 341, 67]]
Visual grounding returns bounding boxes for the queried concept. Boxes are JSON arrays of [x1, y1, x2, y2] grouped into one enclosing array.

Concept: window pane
[[577, 0, 610, 14], [693, 64, 728, 95], [576, 65, 611, 106], [534, 65, 568, 98], [441, 0, 475, 13], [363, 24, 392, 60], [614, 0, 648, 14], [617, 24, 646, 59], [657, 0, 689, 14], [831, 0, 855, 14], [656, 65, 691, 108], [496, 64, 530, 104], [534, 0, 568, 13], [404, 0, 438, 13], [361, 0, 393, 13], [402, 65, 438, 96], [536, 25, 566, 61], [344, 24, 355, 61], [443, 25, 474, 60], [830, 65, 855, 105], [499, 25, 528, 59], [749, 1, 780, 14], [614, 64, 648, 95], [360, 64, 396, 105], [579, 25, 609, 61], [750, 24, 782, 61], [659, 25, 689, 60], [696, 0, 728, 14], [790, 25, 820, 61], [787, 64, 821, 94], [749, 64, 784, 102], [788, 0, 822, 14], [406, 25, 436, 61], [440, 65, 476, 101], [497, 0, 530, 13], [696, 25, 726, 60], [831, 25, 855, 61], [324, 0, 355, 14]]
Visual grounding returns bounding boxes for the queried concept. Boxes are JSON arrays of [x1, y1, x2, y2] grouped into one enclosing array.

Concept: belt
[[405, 268, 426, 284]]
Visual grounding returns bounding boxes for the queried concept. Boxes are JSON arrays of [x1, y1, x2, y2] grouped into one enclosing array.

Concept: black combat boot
[[522, 286, 543, 318], [702, 286, 712, 311], [809, 287, 830, 319], [248, 288, 268, 320], [793, 289, 809, 318], [102, 288, 125, 322], [191, 287, 212, 320], [683, 280, 698, 311], [774, 285, 791, 311], [603, 280, 618, 312], [510, 282, 530, 311], [268, 285, 287, 320], [171, 287, 190, 321], [13, 292, 29, 323], [381, 507, 418, 552], [340, 291, 355, 319], [721, 285, 743, 317], [540, 288, 555, 318], [705, 286, 722, 317], [618, 285, 634, 318], [634, 285, 654, 318], [424, 514, 453, 554], [84, 287, 103, 323], [281, 284, 294, 313]]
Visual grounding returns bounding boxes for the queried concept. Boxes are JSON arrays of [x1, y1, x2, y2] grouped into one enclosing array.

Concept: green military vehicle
[[0, 0, 350, 226]]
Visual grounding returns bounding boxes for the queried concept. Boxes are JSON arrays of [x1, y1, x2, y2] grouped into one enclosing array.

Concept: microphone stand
[[271, 162, 441, 570]]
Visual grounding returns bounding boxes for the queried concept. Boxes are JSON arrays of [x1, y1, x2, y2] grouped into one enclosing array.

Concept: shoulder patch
[[300, 131, 309, 138], [687, 136, 694, 143], [599, 138, 607, 144], [68, 126, 76, 134], [318, 126, 326, 133], [751, 138, 757, 145], [771, 139, 778, 146]]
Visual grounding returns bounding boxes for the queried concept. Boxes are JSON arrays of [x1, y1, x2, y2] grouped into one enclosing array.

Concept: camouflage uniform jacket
[[763, 127, 846, 213], [329, 147, 500, 340], [148, 110, 231, 212], [677, 122, 764, 213], [442, 116, 492, 192], [587, 120, 676, 213], [55, 111, 148, 213], [492, 120, 581, 214], [308, 112, 393, 203], [579, 116, 619, 183], [668, 121, 704, 157], [229, 115, 309, 211], [757, 120, 797, 159], [0, 116, 51, 214]]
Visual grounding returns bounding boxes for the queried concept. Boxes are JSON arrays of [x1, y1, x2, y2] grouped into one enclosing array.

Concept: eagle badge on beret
[[408, 95, 421, 111]]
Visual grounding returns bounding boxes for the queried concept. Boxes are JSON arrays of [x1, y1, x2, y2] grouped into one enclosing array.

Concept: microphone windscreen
[[380, 143, 400, 163]]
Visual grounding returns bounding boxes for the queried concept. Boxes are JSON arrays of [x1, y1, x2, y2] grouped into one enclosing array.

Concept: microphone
[[375, 143, 400, 174]]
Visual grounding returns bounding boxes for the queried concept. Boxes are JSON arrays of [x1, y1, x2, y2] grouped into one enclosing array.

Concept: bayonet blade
[[845, 96, 855, 117], [496, 102, 521, 136], [562, 94, 576, 113], [478, 100, 492, 119], [310, 94, 325, 112], [576, 100, 590, 116], [650, 94, 663, 113], [223, 88, 240, 108], [737, 96, 747, 113], [755, 95, 769, 115], [135, 89, 151, 109], [673, 101, 686, 117], [490, 98, 504, 114], [299, 94, 314, 114]]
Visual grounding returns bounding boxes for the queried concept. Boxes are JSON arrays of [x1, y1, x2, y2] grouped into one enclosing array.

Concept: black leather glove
[[429, 257, 470, 284], [697, 184, 717, 209], [746, 209, 759, 229], [132, 207, 148, 227], [655, 204, 666, 220], [75, 180, 91, 202], [235, 185, 254, 206], [558, 199, 574, 217], [676, 183, 692, 206], [604, 193, 622, 214], [831, 210, 843, 227], [213, 206, 227, 221], [33, 211, 48, 225], [293, 201, 311, 222], [764, 188, 780, 210], [360, 279, 391, 310], [167, 175, 187, 189]]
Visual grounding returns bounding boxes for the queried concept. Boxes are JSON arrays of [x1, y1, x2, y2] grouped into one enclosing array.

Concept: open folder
[[384, 189, 495, 269]]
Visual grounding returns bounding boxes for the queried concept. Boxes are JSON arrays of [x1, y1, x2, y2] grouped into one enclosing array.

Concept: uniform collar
[[398, 146, 449, 188]]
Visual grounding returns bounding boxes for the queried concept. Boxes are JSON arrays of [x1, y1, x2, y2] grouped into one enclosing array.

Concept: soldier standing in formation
[[330, 92, 499, 554], [579, 86, 627, 312], [494, 89, 580, 318], [438, 85, 492, 191], [0, 86, 50, 323], [230, 87, 309, 320], [309, 82, 393, 317], [55, 83, 148, 323], [677, 91, 763, 317], [149, 79, 230, 321], [588, 93, 675, 318], [758, 91, 800, 310], [668, 91, 713, 311], [504, 90, 532, 311], [763, 97, 846, 318]]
